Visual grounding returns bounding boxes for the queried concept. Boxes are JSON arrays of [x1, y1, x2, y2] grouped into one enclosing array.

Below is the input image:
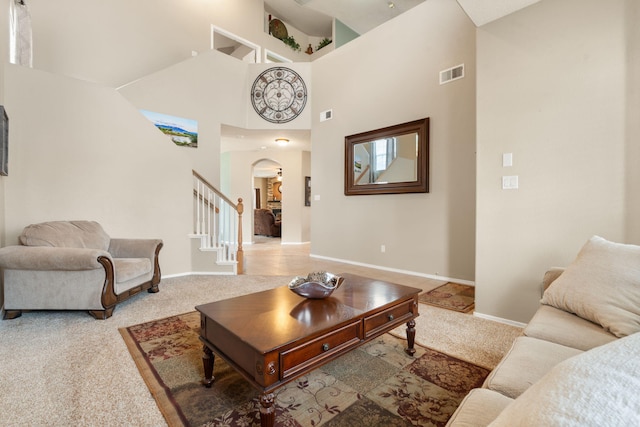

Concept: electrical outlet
[[380, 244, 386, 253]]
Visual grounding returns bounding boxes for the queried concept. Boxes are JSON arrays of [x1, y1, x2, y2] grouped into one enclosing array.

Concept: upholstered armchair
[[254, 209, 281, 237], [0, 221, 163, 320]]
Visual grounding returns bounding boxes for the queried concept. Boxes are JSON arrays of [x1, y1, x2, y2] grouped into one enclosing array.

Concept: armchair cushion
[[19, 220, 110, 250], [0, 246, 107, 270], [114, 258, 152, 283]]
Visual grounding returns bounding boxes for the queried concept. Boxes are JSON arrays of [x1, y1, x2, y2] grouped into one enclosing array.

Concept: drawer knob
[[322, 343, 330, 352], [388, 314, 394, 321]]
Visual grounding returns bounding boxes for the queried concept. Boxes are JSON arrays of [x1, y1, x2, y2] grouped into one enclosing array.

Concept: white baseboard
[[244, 241, 310, 245], [309, 253, 475, 286], [473, 311, 527, 328], [162, 271, 235, 279]]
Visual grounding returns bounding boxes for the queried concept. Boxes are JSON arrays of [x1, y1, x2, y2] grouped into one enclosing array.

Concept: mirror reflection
[[353, 132, 418, 185], [345, 118, 429, 196]]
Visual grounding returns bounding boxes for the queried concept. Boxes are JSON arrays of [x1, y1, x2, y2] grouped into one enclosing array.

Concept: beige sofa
[[0, 221, 163, 320], [448, 236, 640, 426]]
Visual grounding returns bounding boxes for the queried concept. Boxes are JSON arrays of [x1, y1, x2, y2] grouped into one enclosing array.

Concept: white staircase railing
[[192, 170, 244, 273]]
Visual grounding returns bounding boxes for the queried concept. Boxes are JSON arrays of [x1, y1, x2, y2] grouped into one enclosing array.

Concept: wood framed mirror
[[344, 118, 429, 196]]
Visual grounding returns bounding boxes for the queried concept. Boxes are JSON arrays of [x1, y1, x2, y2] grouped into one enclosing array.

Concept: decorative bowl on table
[[288, 272, 344, 299]]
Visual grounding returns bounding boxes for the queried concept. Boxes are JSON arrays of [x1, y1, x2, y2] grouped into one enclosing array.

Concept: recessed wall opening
[[211, 25, 260, 63]]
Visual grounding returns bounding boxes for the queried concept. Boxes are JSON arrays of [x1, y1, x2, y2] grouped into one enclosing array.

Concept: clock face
[[251, 67, 307, 124]]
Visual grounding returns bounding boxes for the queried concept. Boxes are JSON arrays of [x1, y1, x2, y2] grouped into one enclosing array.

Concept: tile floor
[[243, 236, 448, 293]]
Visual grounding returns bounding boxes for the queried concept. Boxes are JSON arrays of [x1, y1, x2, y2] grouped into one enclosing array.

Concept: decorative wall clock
[[251, 67, 307, 124]]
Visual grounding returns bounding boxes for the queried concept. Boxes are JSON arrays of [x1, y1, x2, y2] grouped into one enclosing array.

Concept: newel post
[[236, 198, 244, 274]]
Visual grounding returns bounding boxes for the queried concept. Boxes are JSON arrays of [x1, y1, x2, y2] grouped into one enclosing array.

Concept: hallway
[[243, 237, 445, 292]]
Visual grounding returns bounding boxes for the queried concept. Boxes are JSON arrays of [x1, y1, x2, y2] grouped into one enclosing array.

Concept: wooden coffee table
[[196, 273, 420, 427]]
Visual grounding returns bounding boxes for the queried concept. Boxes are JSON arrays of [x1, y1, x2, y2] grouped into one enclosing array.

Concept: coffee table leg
[[405, 319, 416, 356], [202, 345, 215, 388], [259, 392, 275, 427]]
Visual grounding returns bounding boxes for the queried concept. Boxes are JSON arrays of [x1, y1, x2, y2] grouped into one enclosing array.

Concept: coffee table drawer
[[364, 299, 415, 338], [280, 321, 361, 379]]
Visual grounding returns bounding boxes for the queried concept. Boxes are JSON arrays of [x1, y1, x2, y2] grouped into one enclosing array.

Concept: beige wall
[[626, 0, 640, 243], [310, 0, 477, 281], [476, 0, 634, 323], [0, 0, 8, 310], [254, 177, 268, 209], [4, 65, 194, 275], [118, 51, 250, 188], [26, 0, 313, 88]]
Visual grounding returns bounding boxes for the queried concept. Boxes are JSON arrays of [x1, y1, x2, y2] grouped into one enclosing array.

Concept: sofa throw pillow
[[541, 235, 640, 338], [488, 332, 640, 427]]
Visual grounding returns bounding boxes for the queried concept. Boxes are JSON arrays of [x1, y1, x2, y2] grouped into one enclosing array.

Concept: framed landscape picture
[[0, 106, 8, 176], [139, 109, 198, 148]]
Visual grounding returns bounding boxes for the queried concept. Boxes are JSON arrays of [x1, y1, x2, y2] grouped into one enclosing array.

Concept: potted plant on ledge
[[282, 35, 301, 52]]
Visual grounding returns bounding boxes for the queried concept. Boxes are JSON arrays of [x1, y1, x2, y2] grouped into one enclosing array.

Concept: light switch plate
[[503, 153, 513, 167], [502, 175, 519, 189]]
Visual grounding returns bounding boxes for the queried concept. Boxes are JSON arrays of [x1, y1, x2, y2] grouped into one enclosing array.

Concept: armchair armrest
[[0, 246, 110, 271], [108, 238, 163, 259]]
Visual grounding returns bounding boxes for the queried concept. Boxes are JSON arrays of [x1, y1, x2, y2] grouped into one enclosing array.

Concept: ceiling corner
[[456, 0, 542, 27]]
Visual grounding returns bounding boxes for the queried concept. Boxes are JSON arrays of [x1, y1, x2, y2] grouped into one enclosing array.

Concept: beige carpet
[[0, 275, 522, 426]]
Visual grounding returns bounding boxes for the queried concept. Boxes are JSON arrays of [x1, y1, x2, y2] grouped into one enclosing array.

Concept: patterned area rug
[[419, 283, 475, 313], [120, 312, 489, 427]]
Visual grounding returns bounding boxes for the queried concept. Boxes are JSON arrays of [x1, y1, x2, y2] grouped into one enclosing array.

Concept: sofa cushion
[[446, 388, 512, 427], [483, 336, 582, 399], [541, 235, 640, 338], [524, 305, 617, 351], [19, 221, 110, 251], [488, 332, 640, 427]]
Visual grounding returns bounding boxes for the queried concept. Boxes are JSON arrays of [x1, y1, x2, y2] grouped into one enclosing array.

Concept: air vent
[[440, 64, 465, 85], [320, 109, 333, 122]]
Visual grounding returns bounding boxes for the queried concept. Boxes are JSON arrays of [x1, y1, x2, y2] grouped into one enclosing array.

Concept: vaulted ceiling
[[263, 0, 542, 37]]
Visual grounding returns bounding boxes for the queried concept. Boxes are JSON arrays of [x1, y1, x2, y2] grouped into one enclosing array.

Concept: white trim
[[161, 271, 235, 279], [309, 253, 475, 286], [473, 311, 527, 328], [244, 241, 310, 245], [264, 49, 292, 63]]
